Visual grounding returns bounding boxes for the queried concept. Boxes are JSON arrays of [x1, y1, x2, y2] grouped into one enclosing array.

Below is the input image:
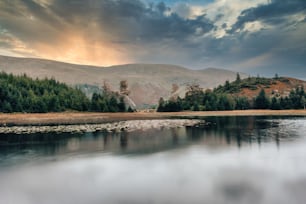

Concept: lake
[[1, 116, 306, 204]]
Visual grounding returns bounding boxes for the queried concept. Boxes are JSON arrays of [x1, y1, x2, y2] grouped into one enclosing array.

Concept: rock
[[0, 119, 205, 134]]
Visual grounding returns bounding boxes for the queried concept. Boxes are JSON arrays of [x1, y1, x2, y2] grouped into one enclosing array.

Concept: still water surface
[[1, 116, 306, 204]]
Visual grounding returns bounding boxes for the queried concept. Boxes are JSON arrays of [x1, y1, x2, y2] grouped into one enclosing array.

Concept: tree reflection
[[0, 116, 300, 164], [120, 132, 128, 149]]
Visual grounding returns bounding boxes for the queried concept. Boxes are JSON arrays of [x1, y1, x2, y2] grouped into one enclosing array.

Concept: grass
[[0, 110, 306, 126]]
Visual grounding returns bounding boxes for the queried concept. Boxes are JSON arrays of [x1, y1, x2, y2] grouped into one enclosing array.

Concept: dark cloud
[[0, 0, 65, 45], [139, 13, 214, 41], [0, 0, 305, 78], [21, 0, 60, 26], [47, 0, 215, 42], [0, 0, 215, 61], [217, 0, 306, 78], [229, 0, 306, 33]]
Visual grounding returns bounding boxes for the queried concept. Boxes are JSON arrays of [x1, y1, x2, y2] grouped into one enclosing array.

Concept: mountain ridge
[[0, 55, 246, 108]]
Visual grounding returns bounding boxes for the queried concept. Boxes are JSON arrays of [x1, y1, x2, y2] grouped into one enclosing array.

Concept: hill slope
[[157, 76, 306, 112], [0, 55, 245, 107], [215, 77, 306, 99]]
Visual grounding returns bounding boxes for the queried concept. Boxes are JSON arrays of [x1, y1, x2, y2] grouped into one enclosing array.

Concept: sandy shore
[[0, 110, 305, 126]]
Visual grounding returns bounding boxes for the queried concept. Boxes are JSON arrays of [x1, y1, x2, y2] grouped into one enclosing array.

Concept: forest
[[1, 71, 305, 113], [157, 75, 306, 112], [0, 72, 128, 113]]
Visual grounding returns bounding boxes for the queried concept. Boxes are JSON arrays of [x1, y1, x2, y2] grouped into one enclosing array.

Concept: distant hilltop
[[0, 55, 246, 108]]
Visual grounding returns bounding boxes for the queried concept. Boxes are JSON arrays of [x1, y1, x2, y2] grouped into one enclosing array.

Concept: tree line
[[0, 72, 129, 113], [157, 75, 306, 112]]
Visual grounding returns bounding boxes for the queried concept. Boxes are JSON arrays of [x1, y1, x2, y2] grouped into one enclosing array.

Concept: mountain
[[0, 55, 246, 108]]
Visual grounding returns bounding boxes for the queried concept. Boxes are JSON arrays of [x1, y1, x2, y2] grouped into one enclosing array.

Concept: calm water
[[1, 116, 306, 204]]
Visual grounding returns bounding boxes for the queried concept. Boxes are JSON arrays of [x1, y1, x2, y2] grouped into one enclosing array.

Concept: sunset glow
[[0, 0, 305, 76]]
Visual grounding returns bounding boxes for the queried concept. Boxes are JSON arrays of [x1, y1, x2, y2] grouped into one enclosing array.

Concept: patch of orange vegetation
[[237, 78, 306, 99]]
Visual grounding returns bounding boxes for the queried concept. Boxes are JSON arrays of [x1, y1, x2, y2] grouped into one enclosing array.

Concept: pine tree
[[157, 97, 165, 112], [118, 97, 126, 112], [271, 97, 281, 110], [236, 73, 241, 82], [255, 89, 270, 109]]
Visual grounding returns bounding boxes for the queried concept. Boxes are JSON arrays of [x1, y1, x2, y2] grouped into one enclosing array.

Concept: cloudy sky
[[0, 0, 305, 77]]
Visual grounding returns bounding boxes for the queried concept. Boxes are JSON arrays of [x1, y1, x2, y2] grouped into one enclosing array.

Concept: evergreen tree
[[157, 97, 165, 112], [235, 97, 250, 110], [224, 80, 230, 91], [236, 73, 241, 82], [109, 96, 119, 112], [301, 96, 306, 110], [271, 97, 281, 110], [118, 97, 126, 112], [254, 89, 270, 109], [192, 103, 199, 111]]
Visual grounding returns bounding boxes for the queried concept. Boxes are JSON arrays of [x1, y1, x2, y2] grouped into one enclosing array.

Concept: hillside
[[215, 76, 306, 99], [0, 55, 246, 108], [157, 76, 306, 112]]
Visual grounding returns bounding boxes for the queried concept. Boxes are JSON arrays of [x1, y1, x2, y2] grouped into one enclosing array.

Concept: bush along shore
[[0, 119, 205, 134]]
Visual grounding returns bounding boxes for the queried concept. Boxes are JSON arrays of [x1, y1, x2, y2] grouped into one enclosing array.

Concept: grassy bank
[[0, 110, 306, 126]]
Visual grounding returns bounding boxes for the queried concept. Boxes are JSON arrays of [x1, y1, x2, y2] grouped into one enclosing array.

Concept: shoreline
[[0, 119, 204, 134], [0, 110, 306, 126]]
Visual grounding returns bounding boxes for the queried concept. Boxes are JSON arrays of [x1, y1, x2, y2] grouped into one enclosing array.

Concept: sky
[[0, 0, 305, 77]]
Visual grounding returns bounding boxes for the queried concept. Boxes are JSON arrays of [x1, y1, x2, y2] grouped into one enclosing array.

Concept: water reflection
[[0, 116, 306, 204], [0, 116, 303, 165]]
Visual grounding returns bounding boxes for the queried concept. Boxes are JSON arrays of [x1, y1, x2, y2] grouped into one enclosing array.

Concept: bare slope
[[0, 55, 245, 107]]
